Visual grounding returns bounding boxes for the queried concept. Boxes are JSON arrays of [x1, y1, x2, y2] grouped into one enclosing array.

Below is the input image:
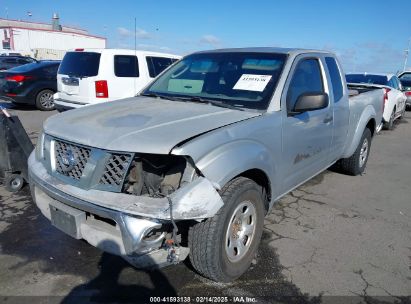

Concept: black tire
[[339, 128, 372, 176], [4, 174, 25, 192], [383, 107, 395, 130], [398, 106, 406, 120], [188, 177, 265, 282], [35, 89, 55, 111]]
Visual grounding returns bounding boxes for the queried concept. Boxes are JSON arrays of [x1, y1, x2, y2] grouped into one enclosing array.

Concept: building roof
[[0, 18, 91, 36]]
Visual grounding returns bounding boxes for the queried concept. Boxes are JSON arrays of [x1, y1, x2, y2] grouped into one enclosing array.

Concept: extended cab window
[[114, 55, 139, 77], [325, 57, 343, 102], [287, 58, 324, 111], [146, 57, 176, 78]]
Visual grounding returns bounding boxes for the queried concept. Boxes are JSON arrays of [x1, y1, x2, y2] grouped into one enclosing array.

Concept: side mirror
[[291, 92, 329, 115]]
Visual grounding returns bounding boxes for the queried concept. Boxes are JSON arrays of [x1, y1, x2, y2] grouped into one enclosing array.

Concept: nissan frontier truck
[[28, 47, 384, 282]]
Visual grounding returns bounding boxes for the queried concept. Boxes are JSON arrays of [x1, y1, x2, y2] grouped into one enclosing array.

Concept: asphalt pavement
[[0, 100, 410, 303]]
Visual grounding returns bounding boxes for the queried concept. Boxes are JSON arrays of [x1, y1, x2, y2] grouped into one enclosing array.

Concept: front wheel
[[4, 174, 25, 192], [339, 128, 372, 176], [188, 177, 265, 282], [35, 89, 55, 111]]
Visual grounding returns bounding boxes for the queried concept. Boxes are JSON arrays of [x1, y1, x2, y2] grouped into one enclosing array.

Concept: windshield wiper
[[140, 92, 178, 101], [174, 96, 245, 111]]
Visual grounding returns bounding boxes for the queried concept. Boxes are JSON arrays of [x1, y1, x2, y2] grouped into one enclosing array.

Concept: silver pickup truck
[[28, 48, 383, 282]]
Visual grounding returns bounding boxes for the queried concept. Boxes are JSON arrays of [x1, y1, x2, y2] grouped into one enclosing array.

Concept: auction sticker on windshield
[[233, 74, 272, 92]]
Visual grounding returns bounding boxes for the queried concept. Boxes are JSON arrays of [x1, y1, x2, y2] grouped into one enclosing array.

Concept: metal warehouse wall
[[10, 28, 105, 51]]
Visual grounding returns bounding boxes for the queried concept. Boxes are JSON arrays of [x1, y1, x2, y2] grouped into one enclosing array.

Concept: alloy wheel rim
[[225, 201, 256, 262], [11, 178, 22, 189], [40, 92, 54, 109], [359, 138, 369, 168]]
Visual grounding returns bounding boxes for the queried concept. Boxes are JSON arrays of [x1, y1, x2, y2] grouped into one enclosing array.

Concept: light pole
[[403, 38, 411, 72]]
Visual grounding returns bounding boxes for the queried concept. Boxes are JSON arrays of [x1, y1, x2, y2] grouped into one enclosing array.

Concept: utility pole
[[403, 38, 411, 72]]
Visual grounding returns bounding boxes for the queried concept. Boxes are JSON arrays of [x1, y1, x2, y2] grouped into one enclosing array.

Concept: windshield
[[143, 52, 287, 110], [58, 52, 101, 77], [346, 74, 388, 86], [400, 79, 411, 90], [399, 72, 411, 81]]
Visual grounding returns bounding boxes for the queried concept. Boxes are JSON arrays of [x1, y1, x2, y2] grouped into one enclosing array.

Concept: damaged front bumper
[[28, 152, 223, 259]]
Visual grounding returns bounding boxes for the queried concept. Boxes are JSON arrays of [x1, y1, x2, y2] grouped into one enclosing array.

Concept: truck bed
[[342, 84, 384, 158]]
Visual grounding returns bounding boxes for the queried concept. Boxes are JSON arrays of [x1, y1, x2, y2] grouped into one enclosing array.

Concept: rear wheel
[[398, 105, 406, 120], [340, 128, 372, 176], [383, 107, 395, 130], [188, 177, 265, 282], [35, 89, 55, 111]]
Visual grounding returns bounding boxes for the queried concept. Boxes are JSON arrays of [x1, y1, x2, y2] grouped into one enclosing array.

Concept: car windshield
[[143, 52, 288, 110], [400, 79, 411, 90], [399, 72, 411, 81], [58, 51, 101, 77], [346, 74, 388, 86]]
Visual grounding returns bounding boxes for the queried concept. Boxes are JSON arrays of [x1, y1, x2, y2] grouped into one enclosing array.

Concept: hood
[[44, 97, 261, 154]]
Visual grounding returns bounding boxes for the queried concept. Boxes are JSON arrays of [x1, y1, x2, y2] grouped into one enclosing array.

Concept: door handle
[[323, 115, 333, 124]]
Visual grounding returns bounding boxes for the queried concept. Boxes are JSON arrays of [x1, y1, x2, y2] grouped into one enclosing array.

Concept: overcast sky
[[2, 0, 411, 73]]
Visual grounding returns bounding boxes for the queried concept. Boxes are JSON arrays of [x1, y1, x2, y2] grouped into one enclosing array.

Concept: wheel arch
[[366, 117, 376, 137], [234, 168, 271, 213], [342, 106, 377, 158]]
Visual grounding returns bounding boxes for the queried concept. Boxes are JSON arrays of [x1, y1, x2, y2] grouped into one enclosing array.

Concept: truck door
[[281, 56, 333, 192]]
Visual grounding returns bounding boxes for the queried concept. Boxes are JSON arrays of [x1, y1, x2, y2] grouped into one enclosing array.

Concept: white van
[[54, 49, 181, 111]]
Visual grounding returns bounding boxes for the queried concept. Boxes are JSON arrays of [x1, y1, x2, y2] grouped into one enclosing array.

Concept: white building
[[0, 14, 106, 59]]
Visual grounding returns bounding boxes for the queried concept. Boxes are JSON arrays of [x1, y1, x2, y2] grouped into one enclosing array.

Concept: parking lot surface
[[0, 100, 410, 303]]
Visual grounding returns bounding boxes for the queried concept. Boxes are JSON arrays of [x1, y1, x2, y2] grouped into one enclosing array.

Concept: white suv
[[54, 49, 180, 111]]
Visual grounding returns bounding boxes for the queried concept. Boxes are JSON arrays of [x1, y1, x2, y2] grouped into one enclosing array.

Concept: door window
[[114, 55, 139, 77], [286, 58, 324, 111]]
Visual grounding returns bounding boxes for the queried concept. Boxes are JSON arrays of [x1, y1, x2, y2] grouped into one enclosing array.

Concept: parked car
[[29, 48, 383, 282], [0, 49, 24, 56], [53, 49, 181, 111], [0, 56, 36, 70], [0, 60, 60, 111], [398, 71, 411, 110], [346, 73, 406, 130]]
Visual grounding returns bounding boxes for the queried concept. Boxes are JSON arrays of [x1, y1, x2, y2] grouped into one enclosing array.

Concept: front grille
[[54, 140, 91, 180], [99, 154, 131, 186]]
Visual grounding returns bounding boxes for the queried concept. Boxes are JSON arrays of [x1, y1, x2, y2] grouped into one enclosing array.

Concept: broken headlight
[[123, 154, 198, 197]]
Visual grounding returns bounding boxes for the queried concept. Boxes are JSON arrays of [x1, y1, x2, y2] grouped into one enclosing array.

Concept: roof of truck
[[68, 48, 181, 58], [193, 47, 332, 56]]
